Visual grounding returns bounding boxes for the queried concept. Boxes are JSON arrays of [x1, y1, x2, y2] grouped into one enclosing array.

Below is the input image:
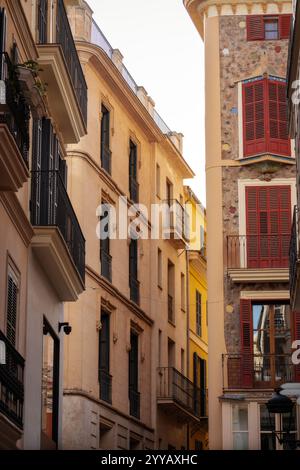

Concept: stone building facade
[[185, 0, 300, 449]]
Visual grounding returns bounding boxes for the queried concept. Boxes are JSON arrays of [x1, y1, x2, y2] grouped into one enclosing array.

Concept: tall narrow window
[[41, 319, 59, 449], [156, 164, 161, 197], [242, 77, 290, 158], [200, 358, 207, 416], [168, 261, 175, 324], [99, 311, 111, 404], [232, 405, 249, 450], [166, 180, 172, 206], [100, 203, 112, 282], [158, 330, 162, 367], [129, 140, 139, 203], [245, 185, 291, 268], [181, 273, 185, 311], [0, 8, 7, 79], [157, 248, 162, 288], [129, 331, 140, 419], [6, 269, 19, 346], [181, 349, 185, 375], [37, 0, 48, 44], [129, 239, 139, 304], [196, 290, 202, 337], [101, 105, 111, 174]]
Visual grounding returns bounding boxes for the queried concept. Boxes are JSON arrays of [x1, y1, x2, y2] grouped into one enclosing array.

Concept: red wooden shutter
[[294, 311, 300, 381], [246, 187, 259, 267], [279, 14, 292, 39], [267, 80, 290, 156], [240, 299, 253, 388], [247, 16, 264, 41], [278, 186, 291, 267], [243, 79, 267, 157]]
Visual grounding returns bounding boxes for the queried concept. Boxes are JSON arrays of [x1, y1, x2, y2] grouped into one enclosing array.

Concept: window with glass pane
[[252, 303, 291, 386], [264, 19, 278, 39], [282, 406, 297, 450], [232, 404, 249, 450], [260, 405, 276, 450]]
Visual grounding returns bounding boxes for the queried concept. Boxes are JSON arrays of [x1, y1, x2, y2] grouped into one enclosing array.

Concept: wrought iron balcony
[[227, 234, 290, 270], [31, 170, 85, 284], [164, 199, 190, 248], [0, 52, 30, 166], [223, 353, 296, 390], [0, 330, 25, 429], [168, 294, 174, 323], [157, 367, 206, 421], [129, 276, 140, 305], [99, 369, 112, 404], [129, 176, 139, 203], [56, 0, 87, 125], [100, 249, 112, 282], [129, 387, 140, 419], [101, 146, 112, 174]]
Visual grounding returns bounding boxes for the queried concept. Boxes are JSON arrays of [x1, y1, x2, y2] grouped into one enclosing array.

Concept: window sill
[[237, 153, 295, 166]]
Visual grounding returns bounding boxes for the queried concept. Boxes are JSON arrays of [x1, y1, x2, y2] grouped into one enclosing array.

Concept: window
[[166, 179, 172, 206], [129, 330, 140, 419], [100, 203, 112, 282], [240, 299, 295, 388], [37, 0, 48, 44], [157, 248, 162, 288], [41, 319, 59, 448], [200, 225, 205, 250], [167, 261, 175, 324], [101, 105, 111, 174], [245, 186, 291, 268], [260, 404, 298, 450], [158, 330, 162, 367], [193, 353, 207, 417], [6, 269, 19, 346], [242, 77, 290, 158], [0, 8, 7, 79], [181, 348, 185, 375], [181, 273, 185, 311], [156, 164, 161, 197], [129, 140, 138, 203], [129, 239, 139, 304], [232, 405, 249, 450], [246, 15, 291, 41], [196, 290, 202, 336], [99, 311, 111, 403]]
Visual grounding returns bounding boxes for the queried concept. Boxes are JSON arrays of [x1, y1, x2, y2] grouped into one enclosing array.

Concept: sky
[[87, 0, 205, 204]]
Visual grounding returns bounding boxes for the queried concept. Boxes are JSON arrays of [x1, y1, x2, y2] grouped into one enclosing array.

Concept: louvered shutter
[[268, 80, 290, 156], [240, 299, 253, 388], [246, 187, 259, 267], [243, 80, 267, 156], [31, 119, 43, 225], [294, 311, 300, 381], [129, 239, 138, 281], [279, 14, 292, 40], [6, 274, 18, 346], [247, 16, 264, 41], [278, 186, 291, 267], [0, 8, 7, 79], [99, 312, 110, 375]]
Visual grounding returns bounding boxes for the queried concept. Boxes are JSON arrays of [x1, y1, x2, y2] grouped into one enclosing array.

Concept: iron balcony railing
[[289, 206, 298, 303], [157, 367, 207, 418], [129, 176, 139, 204], [0, 330, 25, 429], [0, 52, 30, 164], [129, 277, 140, 305], [31, 170, 85, 283], [101, 146, 112, 174], [99, 369, 112, 404], [129, 387, 140, 419], [168, 294, 174, 323], [165, 199, 190, 242], [55, 0, 87, 124], [223, 353, 296, 390], [227, 234, 290, 269], [100, 249, 112, 282]]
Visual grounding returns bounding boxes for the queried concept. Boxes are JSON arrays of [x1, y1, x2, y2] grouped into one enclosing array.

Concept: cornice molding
[[86, 265, 154, 326], [0, 192, 33, 247], [7, 1, 38, 61]]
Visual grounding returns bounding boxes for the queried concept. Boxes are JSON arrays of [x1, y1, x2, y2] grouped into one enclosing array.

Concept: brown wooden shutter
[[6, 274, 18, 346], [294, 311, 300, 381], [240, 299, 253, 388], [279, 14, 292, 39], [247, 16, 264, 41], [243, 79, 267, 156]]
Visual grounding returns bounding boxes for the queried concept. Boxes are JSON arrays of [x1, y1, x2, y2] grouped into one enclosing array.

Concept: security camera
[[58, 322, 72, 335]]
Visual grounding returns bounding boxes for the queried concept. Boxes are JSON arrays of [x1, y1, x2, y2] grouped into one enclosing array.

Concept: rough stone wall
[[219, 15, 296, 354]]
